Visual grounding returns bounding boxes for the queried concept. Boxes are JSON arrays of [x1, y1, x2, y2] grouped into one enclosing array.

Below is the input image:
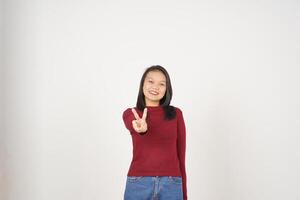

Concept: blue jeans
[[124, 176, 183, 200]]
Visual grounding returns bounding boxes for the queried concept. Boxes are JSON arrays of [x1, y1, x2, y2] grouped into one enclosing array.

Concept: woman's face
[[143, 70, 167, 106]]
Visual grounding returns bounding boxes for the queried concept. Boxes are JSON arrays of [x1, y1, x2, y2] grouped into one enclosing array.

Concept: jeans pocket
[[127, 176, 143, 183], [168, 176, 182, 184]]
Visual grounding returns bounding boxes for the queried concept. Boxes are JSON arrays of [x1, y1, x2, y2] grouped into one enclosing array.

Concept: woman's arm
[[176, 107, 187, 200]]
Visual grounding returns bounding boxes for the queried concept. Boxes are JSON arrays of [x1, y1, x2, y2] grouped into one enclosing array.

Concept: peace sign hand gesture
[[131, 108, 148, 133]]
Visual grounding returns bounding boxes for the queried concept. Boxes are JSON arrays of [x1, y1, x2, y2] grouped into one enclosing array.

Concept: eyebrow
[[147, 77, 166, 83]]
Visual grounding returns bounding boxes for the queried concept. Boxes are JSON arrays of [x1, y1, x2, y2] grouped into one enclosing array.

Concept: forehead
[[145, 71, 166, 82]]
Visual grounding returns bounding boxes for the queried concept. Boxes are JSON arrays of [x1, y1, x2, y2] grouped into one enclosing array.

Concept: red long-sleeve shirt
[[122, 105, 187, 200]]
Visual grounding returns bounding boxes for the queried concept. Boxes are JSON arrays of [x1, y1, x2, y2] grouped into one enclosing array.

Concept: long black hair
[[136, 65, 176, 120]]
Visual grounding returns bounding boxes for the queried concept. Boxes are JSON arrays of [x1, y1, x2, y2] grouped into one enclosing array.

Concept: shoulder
[[171, 106, 185, 123], [122, 106, 138, 116], [123, 107, 132, 117], [172, 105, 182, 112], [123, 107, 132, 113], [171, 105, 183, 116]]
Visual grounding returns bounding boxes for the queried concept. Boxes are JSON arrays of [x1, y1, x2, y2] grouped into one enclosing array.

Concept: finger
[[142, 108, 147, 120], [131, 108, 140, 120], [132, 120, 140, 129]]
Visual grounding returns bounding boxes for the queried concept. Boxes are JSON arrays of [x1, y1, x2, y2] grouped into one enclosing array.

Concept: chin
[[146, 97, 161, 102]]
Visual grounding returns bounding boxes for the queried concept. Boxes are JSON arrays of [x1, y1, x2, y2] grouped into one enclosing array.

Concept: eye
[[148, 80, 153, 83], [160, 83, 165, 86]]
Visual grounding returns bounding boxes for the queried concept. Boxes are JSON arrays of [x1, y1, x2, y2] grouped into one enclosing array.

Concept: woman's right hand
[[131, 108, 148, 133]]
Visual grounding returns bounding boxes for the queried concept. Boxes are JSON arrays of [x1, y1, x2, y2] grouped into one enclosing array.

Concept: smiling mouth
[[149, 91, 159, 95]]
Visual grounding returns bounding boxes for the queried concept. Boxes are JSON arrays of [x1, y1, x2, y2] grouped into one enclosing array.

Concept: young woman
[[122, 65, 188, 200]]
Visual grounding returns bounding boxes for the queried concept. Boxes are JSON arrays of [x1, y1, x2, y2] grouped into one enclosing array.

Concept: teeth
[[150, 91, 158, 95]]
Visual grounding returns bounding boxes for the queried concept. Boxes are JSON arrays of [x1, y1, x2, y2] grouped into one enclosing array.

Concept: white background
[[1, 0, 300, 199]]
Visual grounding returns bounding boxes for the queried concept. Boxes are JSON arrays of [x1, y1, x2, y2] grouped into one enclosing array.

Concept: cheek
[[143, 84, 149, 90], [143, 84, 151, 93], [160, 88, 166, 96]]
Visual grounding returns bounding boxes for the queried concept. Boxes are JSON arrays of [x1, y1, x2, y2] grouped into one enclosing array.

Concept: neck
[[145, 98, 160, 107], [145, 104, 163, 111]]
